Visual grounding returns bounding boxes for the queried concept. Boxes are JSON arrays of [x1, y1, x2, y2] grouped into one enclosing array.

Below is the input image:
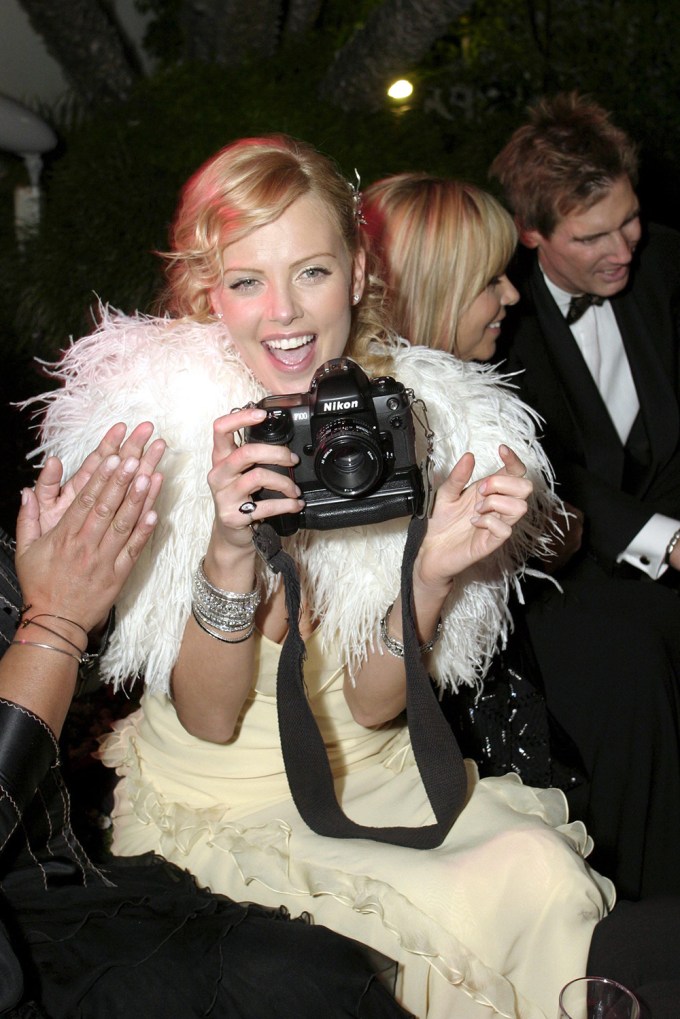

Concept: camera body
[[243, 357, 426, 536]]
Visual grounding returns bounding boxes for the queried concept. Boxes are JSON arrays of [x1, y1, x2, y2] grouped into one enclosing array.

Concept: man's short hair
[[489, 92, 639, 237]]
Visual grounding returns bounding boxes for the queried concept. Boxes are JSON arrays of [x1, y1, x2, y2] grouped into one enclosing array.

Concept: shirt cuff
[[616, 514, 680, 579]]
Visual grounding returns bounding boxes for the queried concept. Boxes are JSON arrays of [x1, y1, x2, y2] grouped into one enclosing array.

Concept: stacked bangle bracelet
[[191, 607, 255, 643], [11, 611, 89, 664], [191, 557, 260, 643], [379, 603, 443, 658]]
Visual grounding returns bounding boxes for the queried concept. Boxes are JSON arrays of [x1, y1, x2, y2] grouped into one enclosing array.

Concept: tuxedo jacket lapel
[[528, 264, 626, 488], [613, 289, 679, 475]]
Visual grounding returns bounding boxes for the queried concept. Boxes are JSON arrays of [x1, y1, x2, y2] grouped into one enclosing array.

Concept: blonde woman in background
[[362, 172, 585, 787], [362, 173, 519, 362]]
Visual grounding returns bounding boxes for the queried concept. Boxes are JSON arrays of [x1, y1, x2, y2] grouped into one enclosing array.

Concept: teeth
[[265, 334, 314, 351]]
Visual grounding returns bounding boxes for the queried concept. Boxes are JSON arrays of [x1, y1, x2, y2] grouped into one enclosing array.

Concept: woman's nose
[[268, 283, 300, 324], [500, 276, 520, 306]]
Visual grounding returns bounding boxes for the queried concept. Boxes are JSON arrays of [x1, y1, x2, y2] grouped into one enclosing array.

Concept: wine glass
[[558, 976, 640, 1019]]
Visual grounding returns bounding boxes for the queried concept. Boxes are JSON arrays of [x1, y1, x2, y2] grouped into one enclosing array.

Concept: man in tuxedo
[[489, 93, 680, 901]]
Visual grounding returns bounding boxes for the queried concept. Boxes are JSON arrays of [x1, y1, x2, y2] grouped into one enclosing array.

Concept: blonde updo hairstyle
[[163, 134, 390, 374], [362, 173, 517, 357]]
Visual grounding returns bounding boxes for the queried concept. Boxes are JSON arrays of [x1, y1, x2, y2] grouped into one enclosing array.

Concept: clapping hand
[[32, 422, 165, 539], [16, 423, 165, 635]]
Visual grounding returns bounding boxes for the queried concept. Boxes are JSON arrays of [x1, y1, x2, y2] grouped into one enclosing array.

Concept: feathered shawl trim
[[27, 309, 558, 696]]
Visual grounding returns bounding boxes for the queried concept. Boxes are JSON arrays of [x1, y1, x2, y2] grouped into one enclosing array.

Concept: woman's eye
[[300, 266, 331, 281], [488, 276, 502, 288], [229, 278, 260, 292]]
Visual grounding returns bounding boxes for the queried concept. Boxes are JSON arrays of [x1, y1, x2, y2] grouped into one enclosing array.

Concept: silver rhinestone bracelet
[[192, 557, 261, 632], [379, 603, 443, 659], [191, 606, 255, 644]]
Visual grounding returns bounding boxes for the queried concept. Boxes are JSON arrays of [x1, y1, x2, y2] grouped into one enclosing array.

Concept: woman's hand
[[1, 427, 163, 738], [16, 426, 165, 634], [33, 421, 165, 538], [207, 407, 305, 555], [416, 444, 532, 594]]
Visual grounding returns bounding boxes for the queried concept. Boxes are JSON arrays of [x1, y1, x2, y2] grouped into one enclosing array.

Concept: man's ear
[[518, 224, 542, 249]]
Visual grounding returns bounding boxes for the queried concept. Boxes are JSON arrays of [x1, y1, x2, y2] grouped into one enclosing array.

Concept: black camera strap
[[252, 518, 469, 849]]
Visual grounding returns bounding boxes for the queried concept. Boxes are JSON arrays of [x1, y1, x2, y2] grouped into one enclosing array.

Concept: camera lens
[[314, 420, 382, 497]]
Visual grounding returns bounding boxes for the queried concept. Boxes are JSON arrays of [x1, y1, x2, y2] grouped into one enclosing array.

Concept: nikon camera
[[243, 357, 427, 536]]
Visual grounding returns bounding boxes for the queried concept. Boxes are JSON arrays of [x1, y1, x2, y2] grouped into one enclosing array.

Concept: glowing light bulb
[[387, 79, 413, 101]]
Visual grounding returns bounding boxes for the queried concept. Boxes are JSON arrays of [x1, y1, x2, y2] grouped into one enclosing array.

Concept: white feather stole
[[26, 310, 559, 696]]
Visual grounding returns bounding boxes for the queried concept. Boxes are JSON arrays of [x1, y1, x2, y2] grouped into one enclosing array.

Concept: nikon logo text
[[322, 399, 359, 412]]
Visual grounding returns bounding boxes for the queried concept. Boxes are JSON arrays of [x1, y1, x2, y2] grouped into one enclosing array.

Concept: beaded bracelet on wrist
[[379, 603, 443, 659]]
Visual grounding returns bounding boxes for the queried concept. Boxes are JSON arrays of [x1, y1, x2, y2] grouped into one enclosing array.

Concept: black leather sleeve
[[0, 528, 60, 851], [0, 699, 58, 852]]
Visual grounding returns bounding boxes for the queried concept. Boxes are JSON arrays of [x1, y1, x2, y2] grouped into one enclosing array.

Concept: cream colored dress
[[100, 629, 614, 1019]]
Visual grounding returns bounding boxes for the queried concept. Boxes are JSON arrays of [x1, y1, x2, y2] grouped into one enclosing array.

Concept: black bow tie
[[565, 293, 605, 325]]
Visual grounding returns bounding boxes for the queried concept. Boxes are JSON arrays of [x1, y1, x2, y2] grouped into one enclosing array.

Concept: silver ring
[[239, 501, 257, 515]]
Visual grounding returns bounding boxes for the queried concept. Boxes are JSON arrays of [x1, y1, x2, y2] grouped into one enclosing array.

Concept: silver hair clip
[[348, 169, 367, 226]]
